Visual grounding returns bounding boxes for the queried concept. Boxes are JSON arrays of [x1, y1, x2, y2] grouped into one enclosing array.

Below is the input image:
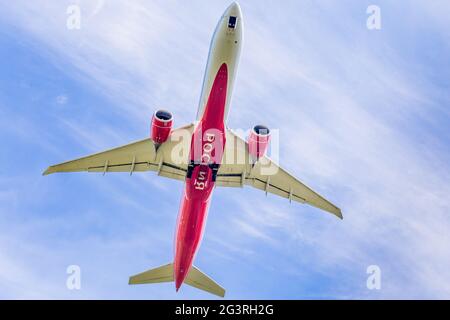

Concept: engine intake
[[247, 125, 271, 160], [151, 110, 173, 145]]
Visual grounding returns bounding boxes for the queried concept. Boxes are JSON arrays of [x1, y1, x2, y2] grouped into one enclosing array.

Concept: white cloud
[[0, 0, 449, 299], [55, 94, 68, 105]]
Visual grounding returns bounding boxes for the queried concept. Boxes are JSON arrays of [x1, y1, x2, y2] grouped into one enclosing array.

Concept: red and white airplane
[[44, 2, 342, 297]]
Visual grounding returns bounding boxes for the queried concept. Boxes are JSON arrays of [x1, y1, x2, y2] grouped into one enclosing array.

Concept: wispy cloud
[[0, 0, 449, 299]]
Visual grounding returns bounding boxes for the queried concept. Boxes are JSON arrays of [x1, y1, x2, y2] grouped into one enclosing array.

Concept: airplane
[[43, 2, 342, 298]]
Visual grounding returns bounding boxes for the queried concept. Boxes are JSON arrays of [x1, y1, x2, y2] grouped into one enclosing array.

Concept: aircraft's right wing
[[43, 124, 194, 182], [217, 129, 342, 219]]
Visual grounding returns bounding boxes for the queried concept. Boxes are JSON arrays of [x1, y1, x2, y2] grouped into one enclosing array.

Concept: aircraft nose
[[225, 2, 242, 18]]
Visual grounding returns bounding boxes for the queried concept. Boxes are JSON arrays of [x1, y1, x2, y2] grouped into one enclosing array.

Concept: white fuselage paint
[[196, 2, 243, 122]]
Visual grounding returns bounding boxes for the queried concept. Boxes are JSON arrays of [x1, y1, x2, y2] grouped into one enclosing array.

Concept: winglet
[[42, 167, 53, 176], [336, 209, 343, 220]]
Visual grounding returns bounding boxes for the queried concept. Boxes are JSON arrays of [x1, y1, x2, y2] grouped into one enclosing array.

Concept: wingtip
[[129, 275, 141, 285], [42, 167, 52, 176], [336, 209, 343, 220]]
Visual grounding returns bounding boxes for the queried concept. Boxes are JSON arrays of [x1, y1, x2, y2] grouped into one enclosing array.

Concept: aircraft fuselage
[[173, 3, 243, 291]]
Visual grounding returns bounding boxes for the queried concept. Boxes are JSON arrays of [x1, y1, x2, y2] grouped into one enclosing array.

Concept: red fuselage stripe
[[173, 63, 228, 290]]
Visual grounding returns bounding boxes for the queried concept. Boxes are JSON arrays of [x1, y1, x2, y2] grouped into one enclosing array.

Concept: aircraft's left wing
[[43, 124, 194, 182], [217, 129, 343, 219]]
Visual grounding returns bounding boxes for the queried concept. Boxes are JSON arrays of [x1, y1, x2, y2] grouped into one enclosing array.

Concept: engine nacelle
[[247, 125, 271, 160], [151, 110, 173, 145]]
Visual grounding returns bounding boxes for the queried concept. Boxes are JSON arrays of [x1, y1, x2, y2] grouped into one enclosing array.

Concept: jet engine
[[247, 125, 270, 160], [151, 110, 173, 145]]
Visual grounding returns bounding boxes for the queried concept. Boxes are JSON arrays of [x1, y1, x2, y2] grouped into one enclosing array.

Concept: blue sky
[[0, 0, 449, 299]]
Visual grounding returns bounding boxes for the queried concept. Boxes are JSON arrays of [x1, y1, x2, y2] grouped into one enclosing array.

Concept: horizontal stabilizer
[[129, 263, 174, 284], [185, 265, 225, 297], [129, 263, 225, 297]]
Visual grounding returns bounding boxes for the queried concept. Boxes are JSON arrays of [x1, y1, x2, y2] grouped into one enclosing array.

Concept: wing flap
[[158, 163, 188, 181], [215, 174, 243, 187], [86, 162, 156, 173]]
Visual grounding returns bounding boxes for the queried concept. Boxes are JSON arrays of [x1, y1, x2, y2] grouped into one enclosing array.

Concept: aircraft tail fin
[[129, 263, 225, 297]]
